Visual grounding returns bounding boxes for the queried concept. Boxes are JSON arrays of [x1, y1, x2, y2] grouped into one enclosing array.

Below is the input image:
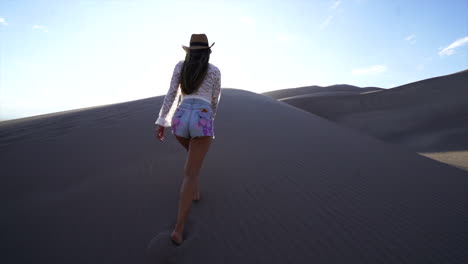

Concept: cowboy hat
[[182, 33, 215, 51]]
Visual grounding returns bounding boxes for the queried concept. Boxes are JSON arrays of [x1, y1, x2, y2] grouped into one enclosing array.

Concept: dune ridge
[[263, 84, 383, 100]]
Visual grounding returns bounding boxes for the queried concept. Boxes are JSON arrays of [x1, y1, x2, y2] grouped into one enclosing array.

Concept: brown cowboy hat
[[182, 33, 215, 51]]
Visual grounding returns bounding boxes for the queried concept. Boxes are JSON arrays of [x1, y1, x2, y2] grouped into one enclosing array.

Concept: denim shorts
[[171, 98, 215, 139]]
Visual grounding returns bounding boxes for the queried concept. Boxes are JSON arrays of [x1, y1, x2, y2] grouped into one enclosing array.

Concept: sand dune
[[1, 88, 467, 263], [263, 84, 383, 99], [264, 70, 468, 171]]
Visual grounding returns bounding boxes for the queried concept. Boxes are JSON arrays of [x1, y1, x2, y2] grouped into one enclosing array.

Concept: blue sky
[[1, 0, 467, 121]]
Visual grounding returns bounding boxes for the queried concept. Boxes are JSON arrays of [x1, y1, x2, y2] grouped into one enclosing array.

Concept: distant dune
[[1, 88, 467, 263], [263, 70, 468, 171], [263, 84, 383, 99]]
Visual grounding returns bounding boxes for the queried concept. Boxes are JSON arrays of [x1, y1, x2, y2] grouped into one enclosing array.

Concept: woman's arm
[[211, 68, 221, 120], [155, 61, 183, 127]]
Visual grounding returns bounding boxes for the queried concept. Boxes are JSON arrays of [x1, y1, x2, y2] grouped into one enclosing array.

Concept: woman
[[155, 33, 221, 245]]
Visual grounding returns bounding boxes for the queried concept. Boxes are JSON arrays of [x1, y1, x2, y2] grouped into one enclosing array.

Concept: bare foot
[[170, 230, 183, 245]]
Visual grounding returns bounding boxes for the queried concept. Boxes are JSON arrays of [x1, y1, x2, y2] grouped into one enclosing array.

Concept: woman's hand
[[156, 125, 165, 141]]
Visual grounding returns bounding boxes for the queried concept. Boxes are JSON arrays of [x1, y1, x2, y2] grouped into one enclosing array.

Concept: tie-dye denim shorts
[[171, 98, 215, 139]]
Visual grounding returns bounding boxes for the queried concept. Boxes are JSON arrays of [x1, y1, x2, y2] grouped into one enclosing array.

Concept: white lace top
[[155, 60, 222, 127]]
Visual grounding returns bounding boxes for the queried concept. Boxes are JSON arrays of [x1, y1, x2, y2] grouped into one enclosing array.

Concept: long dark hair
[[180, 48, 211, 95]]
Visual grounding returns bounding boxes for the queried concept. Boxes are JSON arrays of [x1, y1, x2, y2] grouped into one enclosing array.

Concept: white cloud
[[405, 34, 416, 44], [0, 17, 8, 26], [320, 1, 344, 30], [438, 36, 468, 56], [352, 65, 387, 75], [32, 25, 48, 33], [319, 15, 334, 30], [330, 0, 341, 10]]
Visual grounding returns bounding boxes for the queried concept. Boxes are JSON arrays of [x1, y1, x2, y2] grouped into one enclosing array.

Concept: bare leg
[[171, 136, 212, 244], [175, 135, 201, 201], [175, 135, 190, 152]]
